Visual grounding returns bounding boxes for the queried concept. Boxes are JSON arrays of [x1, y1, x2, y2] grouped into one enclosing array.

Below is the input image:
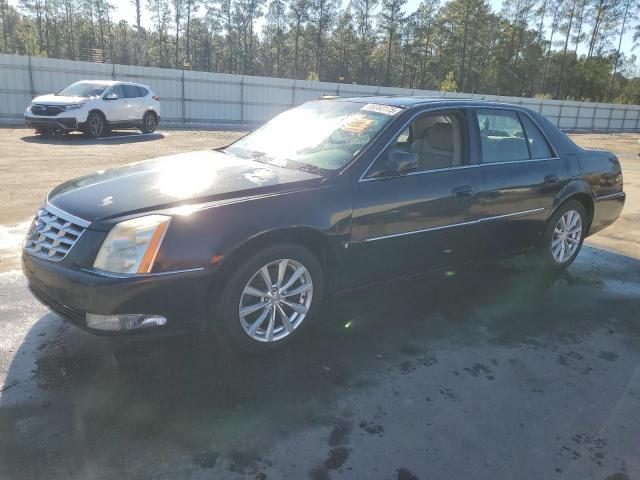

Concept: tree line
[[1, 0, 639, 103]]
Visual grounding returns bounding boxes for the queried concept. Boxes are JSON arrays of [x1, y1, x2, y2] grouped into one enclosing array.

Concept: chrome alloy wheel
[[89, 114, 104, 136], [239, 259, 313, 342], [551, 209, 582, 263]]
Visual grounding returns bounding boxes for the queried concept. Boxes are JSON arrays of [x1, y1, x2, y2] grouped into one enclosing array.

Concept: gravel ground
[[0, 128, 245, 225]]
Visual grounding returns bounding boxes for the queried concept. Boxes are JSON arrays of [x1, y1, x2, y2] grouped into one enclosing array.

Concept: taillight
[[152, 95, 160, 101]]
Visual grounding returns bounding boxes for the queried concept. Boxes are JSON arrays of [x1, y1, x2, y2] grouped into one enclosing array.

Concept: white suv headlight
[[93, 215, 171, 274], [63, 102, 85, 111]]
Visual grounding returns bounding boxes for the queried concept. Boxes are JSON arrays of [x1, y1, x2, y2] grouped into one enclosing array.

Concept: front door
[[346, 109, 486, 288], [472, 108, 567, 255], [101, 85, 128, 122]]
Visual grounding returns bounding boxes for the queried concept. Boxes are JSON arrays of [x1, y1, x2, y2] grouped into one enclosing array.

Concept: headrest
[[425, 123, 453, 152]]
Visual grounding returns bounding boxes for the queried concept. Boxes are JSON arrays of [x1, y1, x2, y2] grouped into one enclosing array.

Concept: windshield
[[56, 82, 108, 98], [224, 101, 402, 172]]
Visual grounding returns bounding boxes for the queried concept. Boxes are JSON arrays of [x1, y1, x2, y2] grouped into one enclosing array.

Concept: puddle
[[0, 221, 31, 272], [0, 221, 31, 251]]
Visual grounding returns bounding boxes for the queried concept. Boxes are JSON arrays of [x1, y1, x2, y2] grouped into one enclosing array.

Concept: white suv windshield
[[224, 101, 402, 173], [56, 82, 108, 98]]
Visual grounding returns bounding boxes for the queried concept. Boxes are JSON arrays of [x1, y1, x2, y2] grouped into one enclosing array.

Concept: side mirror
[[104, 92, 119, 100], [384, 149, 419, 177]]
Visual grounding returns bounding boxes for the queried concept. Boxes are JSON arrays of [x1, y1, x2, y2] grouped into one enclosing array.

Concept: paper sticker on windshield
[[361, 103, 403, 116], [342, 114, 374, 133]]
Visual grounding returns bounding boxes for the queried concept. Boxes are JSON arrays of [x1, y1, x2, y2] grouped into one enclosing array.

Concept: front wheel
[[140, 111, 157, 134], [534, 200, 587, 269], [84, 111, 106, 138], [216, 243, 324, 353]]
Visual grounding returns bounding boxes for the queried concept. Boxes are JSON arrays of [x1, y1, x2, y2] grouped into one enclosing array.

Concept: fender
[[549, 179, 595, 228]]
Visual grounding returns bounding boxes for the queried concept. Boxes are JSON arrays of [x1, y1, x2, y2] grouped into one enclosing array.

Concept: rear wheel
[[534, 200, 586, 269], [216, 243, 324, 353], [84, 111, 106, 138], [140, 111, 157, 134]]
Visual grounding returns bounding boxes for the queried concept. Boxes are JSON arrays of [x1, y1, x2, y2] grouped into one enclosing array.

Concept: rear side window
[[475, 109, 529, 163], [137, 87, 148, 97], [519, 113, 554, 159], [123, 85, 141, 98]]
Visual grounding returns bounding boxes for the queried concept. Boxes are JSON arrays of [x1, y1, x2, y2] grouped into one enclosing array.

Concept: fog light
[[86, 313, 167, 331]]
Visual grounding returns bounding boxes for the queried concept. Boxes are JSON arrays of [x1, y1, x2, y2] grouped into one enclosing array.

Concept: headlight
[[93, 215, 171, 274], [63, 102, 85, 111], [26, 102, 33, 112]]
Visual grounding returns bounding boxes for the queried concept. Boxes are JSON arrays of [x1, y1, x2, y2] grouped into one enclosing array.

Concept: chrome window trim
[[595, 192, 625, 201], [359, 104, 560, 183], [474, 106, 560, 160], [359, 156, 561, 182], [360, 207, 546, 243], [45, 202, 91, 228]]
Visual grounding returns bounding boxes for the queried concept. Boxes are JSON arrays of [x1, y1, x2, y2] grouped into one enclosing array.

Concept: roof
[[326, 95, 521, 109], [76, 79, 150, 88]]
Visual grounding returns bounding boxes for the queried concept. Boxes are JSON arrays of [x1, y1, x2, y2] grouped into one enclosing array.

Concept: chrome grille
[[31, 104, 65, 116], [24, 205, 89, 262]]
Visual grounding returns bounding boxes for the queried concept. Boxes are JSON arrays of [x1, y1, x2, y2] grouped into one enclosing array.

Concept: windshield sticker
[[341, 114, 375, 133], [361, 103, 403, 116]]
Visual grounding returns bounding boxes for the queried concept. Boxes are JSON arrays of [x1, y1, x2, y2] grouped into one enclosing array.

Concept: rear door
[[346, 109, 486, 287], [473, 108, 567, 255], [122, 84, 143, 121]]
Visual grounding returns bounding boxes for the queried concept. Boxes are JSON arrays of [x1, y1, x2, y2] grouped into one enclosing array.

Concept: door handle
[[544, 174, 559, 184], [452, 185, 474, 198]]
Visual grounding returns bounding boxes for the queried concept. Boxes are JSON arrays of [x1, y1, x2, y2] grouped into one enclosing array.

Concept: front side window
[[123, 85, 141, 98], [56, 82, 108, 98], [476, 109, 529, 163], [369, 111, 465, 176], [224, 101, 400, 173], [105, 85, 125, 99]]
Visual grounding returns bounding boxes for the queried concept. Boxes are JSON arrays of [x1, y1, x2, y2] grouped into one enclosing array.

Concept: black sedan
[[22, 97, 625, 352]]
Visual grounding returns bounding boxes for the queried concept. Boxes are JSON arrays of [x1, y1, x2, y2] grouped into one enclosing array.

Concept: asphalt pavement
[[0, 245, 638, 480]]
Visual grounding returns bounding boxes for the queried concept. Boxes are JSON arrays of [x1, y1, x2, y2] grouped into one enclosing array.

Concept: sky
[[9, 0, 637, 61]]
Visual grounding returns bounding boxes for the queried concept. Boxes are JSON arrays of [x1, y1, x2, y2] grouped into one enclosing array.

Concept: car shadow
[[20, 130, 165, 145], [1, 246, 639, 478]]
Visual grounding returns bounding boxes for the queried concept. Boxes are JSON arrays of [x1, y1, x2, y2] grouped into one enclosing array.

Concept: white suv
[[24, 80, 161, 138]]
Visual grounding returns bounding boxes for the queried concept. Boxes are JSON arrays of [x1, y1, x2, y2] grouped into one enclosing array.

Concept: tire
[[534, 200, 587, 270], [84, 111, 106, 138], [216, 243, 325, 353], [140, 111, 157, 134]]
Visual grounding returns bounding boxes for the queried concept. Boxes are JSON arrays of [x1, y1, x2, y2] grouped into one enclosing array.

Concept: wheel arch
[[550, 181, 595, 231], [87, 108, 106, 119], [211, 226, 339, 300]]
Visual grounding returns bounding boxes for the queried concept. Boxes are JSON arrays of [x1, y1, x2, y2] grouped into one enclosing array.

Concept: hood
[[48, 150, 322, 227], [32, 94, 88, 105]]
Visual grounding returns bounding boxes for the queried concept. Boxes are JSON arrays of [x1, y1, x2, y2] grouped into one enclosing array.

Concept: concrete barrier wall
[[2, 53, 639, 131]]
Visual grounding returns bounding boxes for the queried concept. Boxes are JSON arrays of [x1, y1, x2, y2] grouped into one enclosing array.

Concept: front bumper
[[25, 115, 82, 132], [22, 252, 210, 336]]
